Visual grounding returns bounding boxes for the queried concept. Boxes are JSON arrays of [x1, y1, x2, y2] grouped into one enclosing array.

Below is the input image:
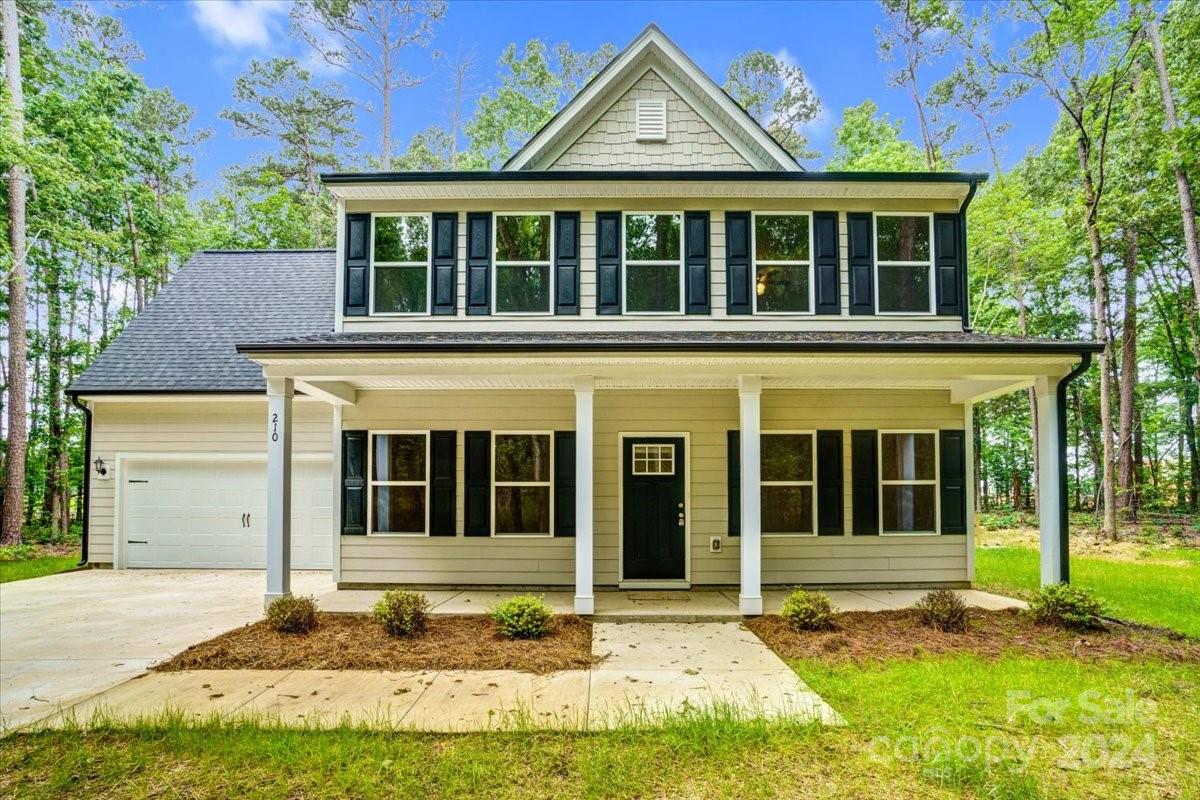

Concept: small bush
[[373, 590, 430, 638], [265, 594, 317, 634], [914, 589, 970, 633], [489, 595, 554, 639], [779, 589, 837, 631], [1028, 583, 1106, 631], [0, 543, 41, 562]]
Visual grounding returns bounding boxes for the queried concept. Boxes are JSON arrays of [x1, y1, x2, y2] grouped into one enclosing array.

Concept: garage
[[122, 457, 333, 569]]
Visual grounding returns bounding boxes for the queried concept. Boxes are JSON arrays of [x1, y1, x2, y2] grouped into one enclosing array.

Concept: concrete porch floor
[[317, 587, 1026, 619]]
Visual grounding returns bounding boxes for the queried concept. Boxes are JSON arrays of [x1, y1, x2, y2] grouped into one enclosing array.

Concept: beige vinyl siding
[[346, 197, 962, 334], [86, 400, 333, 565], [339, 388, 967, 587]]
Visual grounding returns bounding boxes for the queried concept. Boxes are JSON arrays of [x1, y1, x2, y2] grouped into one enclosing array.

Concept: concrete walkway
[[40, 622, 840, 732]]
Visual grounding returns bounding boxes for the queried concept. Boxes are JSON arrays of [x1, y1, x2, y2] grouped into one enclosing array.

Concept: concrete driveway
[[0, 569, 332, 730]]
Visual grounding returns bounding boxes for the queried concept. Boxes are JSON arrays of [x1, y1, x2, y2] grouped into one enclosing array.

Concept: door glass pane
[[372, 485, 425, 533], [374, 215, 429, 263], [756, 264, 810, 312], [875, 215, 930, 261], [755, 215, 809, 261], [494, 434, 551, 482], [373, 434, 426, 482], [882, 484, 936, 532], [878, 264, 930, 313], [495, 215, 550, 261], [625, 214, 681, 261], [626, 264, 680, 312], [762, 485, 813, 533], [762, 434, 813, 482], [495, 264, 550, 313], [495, 486, 550, 534], [881, 433, 935, 481], [374, 266, 427, 313]]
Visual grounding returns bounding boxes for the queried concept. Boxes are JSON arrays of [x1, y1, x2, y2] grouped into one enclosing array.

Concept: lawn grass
[[0, 555, 80, 583], [976, 546, 1200, 637]]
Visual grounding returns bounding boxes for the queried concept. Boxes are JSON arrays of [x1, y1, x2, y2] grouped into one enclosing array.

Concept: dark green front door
[[622, 437, 686, 580]]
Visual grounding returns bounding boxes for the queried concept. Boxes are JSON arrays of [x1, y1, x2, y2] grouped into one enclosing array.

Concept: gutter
[[320, 169, 990, 185], [68, 395, 91, 567], [1056, 352, 1094, 583], [959, 179, 979, 332]]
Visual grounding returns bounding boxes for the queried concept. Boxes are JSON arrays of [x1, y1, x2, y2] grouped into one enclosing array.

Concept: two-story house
[[68, 25, 1099, 614]]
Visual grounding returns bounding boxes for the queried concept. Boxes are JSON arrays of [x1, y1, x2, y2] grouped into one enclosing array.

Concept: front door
[[622, 437, 686, 580]]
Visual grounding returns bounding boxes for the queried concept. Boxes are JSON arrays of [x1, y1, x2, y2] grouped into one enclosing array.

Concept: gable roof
[[504, 24, 801, 172], [68, 250, 335, 395]]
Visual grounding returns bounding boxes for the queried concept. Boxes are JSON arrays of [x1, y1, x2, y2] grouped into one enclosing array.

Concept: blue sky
[[114, 0, 1058, 193]]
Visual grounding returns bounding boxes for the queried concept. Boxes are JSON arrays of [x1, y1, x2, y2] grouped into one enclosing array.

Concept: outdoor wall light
[[93, 457, 107, 477]]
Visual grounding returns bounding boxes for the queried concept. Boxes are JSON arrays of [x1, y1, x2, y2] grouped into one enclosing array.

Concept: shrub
[[779, 589, 836, 631], [1028, 583, 1106, 631], [489, 595, 554, 640], [0, 543, 41, 562], [265, 595, 317, 634], [914, 589, 970, 633], [373, 590, 430, 638]]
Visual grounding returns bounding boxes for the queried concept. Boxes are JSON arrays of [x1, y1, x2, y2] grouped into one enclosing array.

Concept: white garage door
[[123, 458, 333, 569]]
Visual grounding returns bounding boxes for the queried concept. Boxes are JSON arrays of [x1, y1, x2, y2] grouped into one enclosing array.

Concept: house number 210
[[271, 413, 279, 442]]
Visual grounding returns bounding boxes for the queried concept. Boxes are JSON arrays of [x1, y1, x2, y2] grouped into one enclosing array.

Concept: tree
[[724, 50, 820, 163], [291, 0, 445, 170], [929, 56, 1016, 175], [824, 100, 925, 171]]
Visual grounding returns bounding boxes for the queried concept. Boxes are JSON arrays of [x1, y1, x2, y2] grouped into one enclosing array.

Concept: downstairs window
[[493, 433, 552, 535], [761, 432, 816, 535], [370, 432, 429, 534], [879, 431, 937, 533]]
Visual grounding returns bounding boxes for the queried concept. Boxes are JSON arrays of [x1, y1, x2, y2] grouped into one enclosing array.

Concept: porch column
[[574, 376, 595, 615], [265, 377, 293, 607], [1035, 377, 1064, 585], [738, 375, 763, 615]]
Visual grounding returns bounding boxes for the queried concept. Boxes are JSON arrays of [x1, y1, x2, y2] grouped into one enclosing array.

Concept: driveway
[[0, 569, 332, 729]]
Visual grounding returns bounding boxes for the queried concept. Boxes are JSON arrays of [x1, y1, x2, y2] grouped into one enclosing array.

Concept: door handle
[[241, 513, 248, 528]]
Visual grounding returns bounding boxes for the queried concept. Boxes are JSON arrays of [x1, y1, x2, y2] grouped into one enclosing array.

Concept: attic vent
[[635, 99, 667, 142]]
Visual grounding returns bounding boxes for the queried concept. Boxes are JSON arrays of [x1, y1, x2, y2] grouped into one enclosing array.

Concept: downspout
[[1056, 352, 1093, 583], [69, 394, 91, 566], [959, 179, 979, 332]]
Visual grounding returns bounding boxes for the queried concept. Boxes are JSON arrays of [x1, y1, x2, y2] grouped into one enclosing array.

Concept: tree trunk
[[1117, 226, 1138, 518], [2, 0, 29, 545], [1017, 285, 1039, 514], [43, 249, 66, 537]]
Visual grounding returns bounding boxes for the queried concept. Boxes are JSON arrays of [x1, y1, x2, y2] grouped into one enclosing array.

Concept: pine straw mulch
[[745, 608, 1200, 665], [154, 614, 598, 675]]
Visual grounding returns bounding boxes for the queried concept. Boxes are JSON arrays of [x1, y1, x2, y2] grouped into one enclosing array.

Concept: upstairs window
[[875, 213, 933, 314], [372, 214, 429, 314], [879, 431, 938, 533], [494, 213, 552, 314], [624, 213, 682, 313], [754, 213, 812, 313]]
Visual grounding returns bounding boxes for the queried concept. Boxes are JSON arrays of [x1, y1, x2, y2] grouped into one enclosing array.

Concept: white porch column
[[573, 376, 595, 615], [265, 377, 294, 606], [738, 375, 763, 616], [964, 403, 976, 581], [1035, 377, 1063, 586]]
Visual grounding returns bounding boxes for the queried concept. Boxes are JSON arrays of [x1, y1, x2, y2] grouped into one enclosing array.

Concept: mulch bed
[[746, 609, 1200, 665], [155, 614, 598, 675]]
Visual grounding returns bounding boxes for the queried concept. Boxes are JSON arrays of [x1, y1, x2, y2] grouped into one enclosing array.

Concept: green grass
[[0, 555, 80, 583], [976, 547, 1200, 637]]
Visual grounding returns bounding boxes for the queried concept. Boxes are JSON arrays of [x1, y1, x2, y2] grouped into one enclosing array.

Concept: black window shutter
[[939, 429, 967, 534], [431, 213, 458, 315], [850, 430, 878, 534], [465, 213, 491, 315], [343, 213, 370, 316], [816, 430, 844, 535], [727, 430, 740, 536], [596, 211, 622, 314], [725, 211, 752, 315], [847, 212, 874, 315], [684, 211, 711, 314], [554, 431, 576, 536], [464, 431, 490, 535], [430, 430, 456, 535], [341, 430, 367, 534], [813, 212, 840, 315], [934, 213, 963, 317], [554, 212, 581, 315]]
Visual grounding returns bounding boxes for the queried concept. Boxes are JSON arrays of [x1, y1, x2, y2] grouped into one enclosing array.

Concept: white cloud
[[189, 0, 290, 49]]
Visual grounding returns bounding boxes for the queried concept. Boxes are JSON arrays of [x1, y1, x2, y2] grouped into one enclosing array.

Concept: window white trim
[[367, 430, 430, 537], [622, 211, 685, 315], [751, 212, 816, 316], [370, 213, 432, 316], [873, 211, 935, 316], [490, 430, 554, 537], [761, 430, 817, 537], [878, 429, 940, 536], [491, 212, 554, 316]]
